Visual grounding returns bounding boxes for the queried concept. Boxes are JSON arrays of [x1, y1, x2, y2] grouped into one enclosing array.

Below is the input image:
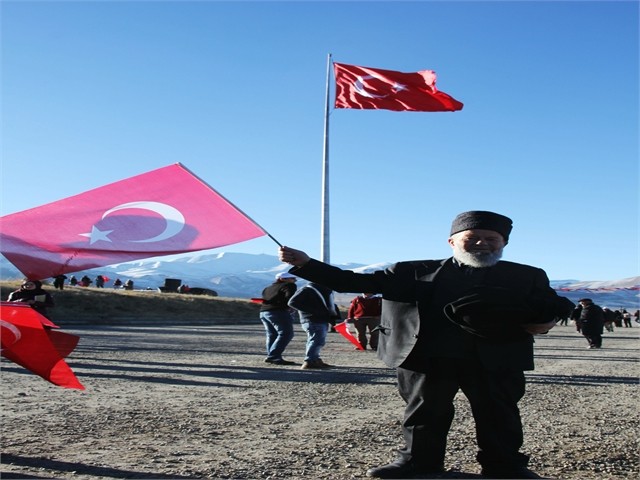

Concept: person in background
[[123, 279, 134, 290], [613, 309, 623, 328], [575, 298, 605, 349], [80, 275, 92, 287], [622, 309, 632, 328], [52, 274, 67, 290], [279, 210, 574, 479], [113, 278, 123, 289], [258, 272, 298, 365], [602, 307, 616, 332], [95, 275, 105, 288], [69, 275, 78, 286], [288, 282, 339, 369], [347, 293, 382, 350], [7, 279, 55, 319]]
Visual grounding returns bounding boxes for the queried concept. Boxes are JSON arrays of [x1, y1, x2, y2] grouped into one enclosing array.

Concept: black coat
[[291, 257, 574, 372], [7, 287, 55, 318], [288, 283, 335, 324], [578, 304, 605, 335], [260, 281, 297, 312]]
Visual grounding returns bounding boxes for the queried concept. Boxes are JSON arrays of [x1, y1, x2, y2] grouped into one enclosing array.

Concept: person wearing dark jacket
[[7, 279, 55, 319], [52, 274, 67, 290], [279, 210, 574, 479], [576, 298, 605, 348], [602, 307, 616, 332], [259, 272, 298, 365], [288, 282, 338, 369]]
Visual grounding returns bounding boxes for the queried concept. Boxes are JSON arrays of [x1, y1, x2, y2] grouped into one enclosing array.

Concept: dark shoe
[[366, 460, 445, 478], [481, 467, 541, 479], [264, 358, 296, 365]]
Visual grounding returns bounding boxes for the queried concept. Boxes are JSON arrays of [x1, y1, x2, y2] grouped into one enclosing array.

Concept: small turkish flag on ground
[[1, 302, 84, 390], [334, 321, 365, 350]]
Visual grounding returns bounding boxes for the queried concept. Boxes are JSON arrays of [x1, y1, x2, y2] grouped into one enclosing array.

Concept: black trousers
[[396, 358, 529, 471], [583, 333, 602, 348]]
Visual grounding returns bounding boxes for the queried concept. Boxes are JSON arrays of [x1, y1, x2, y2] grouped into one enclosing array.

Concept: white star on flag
[[79, 226, 114, 244]]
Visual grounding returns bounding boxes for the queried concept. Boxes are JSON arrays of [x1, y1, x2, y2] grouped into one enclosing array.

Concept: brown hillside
[[0, 281, 261, 326]]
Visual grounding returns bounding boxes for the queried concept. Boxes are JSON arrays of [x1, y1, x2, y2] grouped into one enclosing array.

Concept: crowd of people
[[4, 208, 638, 480], [46, 274, 132, 290], [569, 299, 636, 349]]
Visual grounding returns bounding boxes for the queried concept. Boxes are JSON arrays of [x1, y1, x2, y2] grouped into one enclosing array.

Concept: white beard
[[452, 244, 503, 268]]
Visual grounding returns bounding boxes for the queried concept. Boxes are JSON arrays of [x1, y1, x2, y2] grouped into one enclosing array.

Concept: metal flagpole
[[321, 53, 332, 264]]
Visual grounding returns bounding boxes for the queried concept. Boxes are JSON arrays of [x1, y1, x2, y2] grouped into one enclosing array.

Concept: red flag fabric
[[1, 302, 84, 390], [47, 329, 81, 359], [334, 321, 365, 350], [334, 62, 463, 112], [0, 163, 267, 279]]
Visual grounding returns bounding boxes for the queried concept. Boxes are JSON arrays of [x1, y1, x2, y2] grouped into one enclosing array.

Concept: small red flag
[[1, 302, 84, 390], [334, 62, 463, 112], [334, 321, 365, 350], [0, 163, 267, 279]]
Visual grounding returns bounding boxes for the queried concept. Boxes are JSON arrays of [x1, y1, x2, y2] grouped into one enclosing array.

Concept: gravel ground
[[1, 322, 638, 480]]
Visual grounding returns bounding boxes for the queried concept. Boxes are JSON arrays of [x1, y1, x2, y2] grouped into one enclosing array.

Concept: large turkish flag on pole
[[0, 163, 268, 279], [1, 302, 84, 390], [334, 62, 463, 112]]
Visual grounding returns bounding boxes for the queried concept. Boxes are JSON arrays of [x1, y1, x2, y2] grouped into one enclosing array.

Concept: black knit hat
[[450, 211, 513, 242]]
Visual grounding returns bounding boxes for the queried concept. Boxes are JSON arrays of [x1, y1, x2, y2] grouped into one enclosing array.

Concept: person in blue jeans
[[288, 282, 339, 369], [259, 272, 298, 365]]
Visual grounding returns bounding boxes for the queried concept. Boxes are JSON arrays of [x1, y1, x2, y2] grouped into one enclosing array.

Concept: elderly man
[[279, 211, 574, 479]]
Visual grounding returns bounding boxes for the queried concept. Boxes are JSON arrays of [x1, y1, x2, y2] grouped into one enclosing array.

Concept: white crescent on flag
[[80, 201, 186, 244]]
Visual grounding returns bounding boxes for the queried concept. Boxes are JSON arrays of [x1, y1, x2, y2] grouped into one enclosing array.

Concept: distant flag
[[1, 302, 84, 390], [334, 62, 463, 112], [0, 163, 269, 279]]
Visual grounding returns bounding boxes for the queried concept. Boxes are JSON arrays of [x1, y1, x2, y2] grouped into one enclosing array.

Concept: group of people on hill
[[4, 275, 137, 319], [50, 274, 131, 290]]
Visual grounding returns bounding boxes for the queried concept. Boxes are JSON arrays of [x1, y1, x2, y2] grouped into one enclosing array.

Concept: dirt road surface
[[1, 323, 638, 479]]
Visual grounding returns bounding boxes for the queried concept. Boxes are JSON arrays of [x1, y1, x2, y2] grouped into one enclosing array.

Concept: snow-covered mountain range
[[1, 252, 638, 309]]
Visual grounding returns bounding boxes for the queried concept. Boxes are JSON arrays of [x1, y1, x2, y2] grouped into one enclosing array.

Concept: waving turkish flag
[[1, 302, 84, 390], [0, 164, 267, 279], [334, 62, 463, 112]]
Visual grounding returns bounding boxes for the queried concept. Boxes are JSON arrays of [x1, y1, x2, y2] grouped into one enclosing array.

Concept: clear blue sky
[[1, 1, 638, 282]]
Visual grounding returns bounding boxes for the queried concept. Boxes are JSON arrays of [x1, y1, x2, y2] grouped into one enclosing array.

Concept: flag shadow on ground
[[1, 453, 195, 479], [2, 360, 397, 389], [525, 373, 638, 386]]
